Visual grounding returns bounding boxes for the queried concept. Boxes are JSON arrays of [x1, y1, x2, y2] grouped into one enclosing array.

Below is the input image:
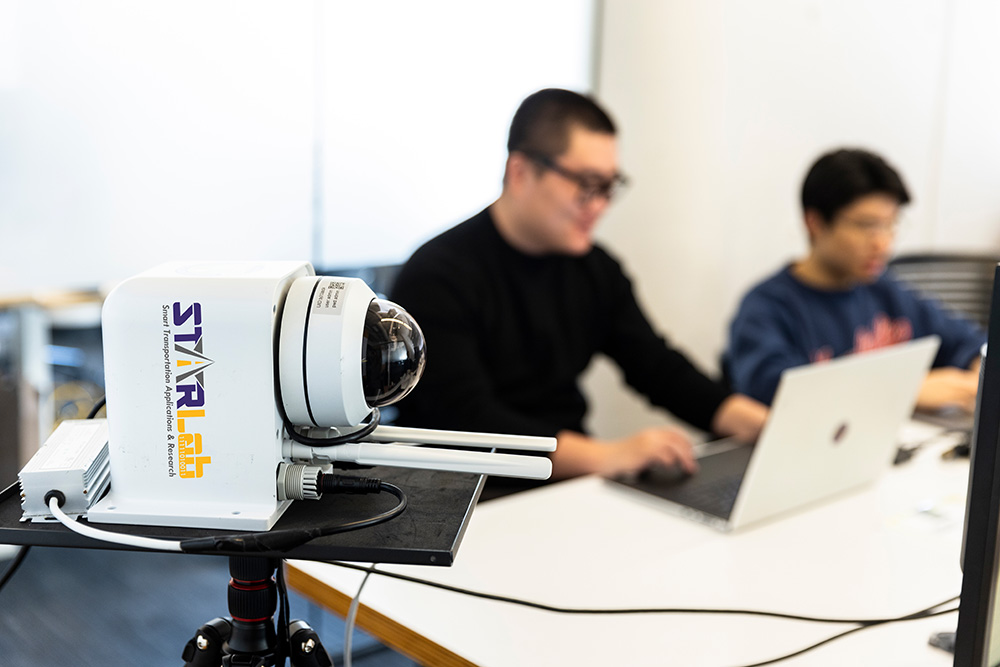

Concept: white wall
[[933, 1, 1000, 249], [0, 0, 595, 295], [0, 1, 317, 294], [319, 2, 594, 269], [585, 0, 1000, 439]]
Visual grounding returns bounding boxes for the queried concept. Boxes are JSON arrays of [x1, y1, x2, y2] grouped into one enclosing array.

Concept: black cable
[[180, 481, 407, 554], [323, 560, 958, 626], [323, 561, 960, 666], [275, 560, 291, 664], [86, 396, 106, 419], [731, 606, 959, 667], [0, 545, 31, 593], [282, 407, 381, 447]]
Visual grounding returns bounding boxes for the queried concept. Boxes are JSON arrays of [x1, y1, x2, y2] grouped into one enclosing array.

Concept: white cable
[[343, 565, 375, 667], [48, 496, 183, 552]]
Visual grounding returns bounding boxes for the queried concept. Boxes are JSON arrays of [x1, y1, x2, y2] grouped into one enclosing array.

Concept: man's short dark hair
[[507, 88, 616, 158], [801, 148, 911, 222]]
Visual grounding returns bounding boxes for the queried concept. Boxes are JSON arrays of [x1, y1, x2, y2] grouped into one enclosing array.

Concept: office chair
[[888, 253, 1000, 330]]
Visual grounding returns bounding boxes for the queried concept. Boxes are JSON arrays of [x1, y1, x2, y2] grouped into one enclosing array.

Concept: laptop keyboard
[[612, 443, 754, 522], [671, 474, 743, 519]]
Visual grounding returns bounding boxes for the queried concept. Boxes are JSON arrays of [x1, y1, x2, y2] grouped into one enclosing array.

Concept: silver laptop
[[609, 336, 941, 531]]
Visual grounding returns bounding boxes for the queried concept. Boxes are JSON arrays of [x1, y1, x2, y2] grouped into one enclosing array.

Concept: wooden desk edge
[[286, 563, 478, 667]]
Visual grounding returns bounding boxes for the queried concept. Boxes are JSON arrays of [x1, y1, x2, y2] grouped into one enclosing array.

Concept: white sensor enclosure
[[278, 276, 375, 428], [89, 261, 313, 530]]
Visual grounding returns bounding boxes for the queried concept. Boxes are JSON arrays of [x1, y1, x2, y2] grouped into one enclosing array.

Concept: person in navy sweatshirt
[[726, 148, 985, 410]]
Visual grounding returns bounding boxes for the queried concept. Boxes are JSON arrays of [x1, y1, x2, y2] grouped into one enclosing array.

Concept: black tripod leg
[[288, 620, 333, 667], [182, 617, 231, 667]]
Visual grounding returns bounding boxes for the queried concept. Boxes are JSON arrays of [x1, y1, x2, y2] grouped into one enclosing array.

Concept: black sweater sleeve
[[596, 252, 731, 432], [390, 212, 731, 438]]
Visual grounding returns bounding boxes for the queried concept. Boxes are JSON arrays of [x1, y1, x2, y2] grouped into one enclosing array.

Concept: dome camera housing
[[278, 276, 425, 427], [361, 298, 426, 407]]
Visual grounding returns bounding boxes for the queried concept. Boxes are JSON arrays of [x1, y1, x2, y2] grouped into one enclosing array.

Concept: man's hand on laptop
[[601, 427, 699, 478], [918, 367, 979, 414], [551, 428, 698, 479]]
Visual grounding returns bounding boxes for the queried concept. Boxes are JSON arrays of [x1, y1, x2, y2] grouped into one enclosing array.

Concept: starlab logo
[[172, 302, 213, 479]]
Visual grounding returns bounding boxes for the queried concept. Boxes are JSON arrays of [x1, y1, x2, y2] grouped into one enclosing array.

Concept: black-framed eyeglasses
[[523, 151, 629, 204]]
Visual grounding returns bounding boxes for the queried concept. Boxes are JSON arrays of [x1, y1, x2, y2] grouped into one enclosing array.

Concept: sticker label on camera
[[312, 279, 349, 315]]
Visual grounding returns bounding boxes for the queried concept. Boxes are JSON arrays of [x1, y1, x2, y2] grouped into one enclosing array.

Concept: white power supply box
[[19, 419, 111, 522]]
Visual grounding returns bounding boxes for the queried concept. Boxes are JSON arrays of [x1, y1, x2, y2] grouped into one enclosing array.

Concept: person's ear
[[803, 209, 828, 244], [505, 152, 531, 189]]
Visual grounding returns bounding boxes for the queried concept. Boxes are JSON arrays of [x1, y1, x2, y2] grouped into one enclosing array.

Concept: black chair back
[[889, 253, 1000, 330]]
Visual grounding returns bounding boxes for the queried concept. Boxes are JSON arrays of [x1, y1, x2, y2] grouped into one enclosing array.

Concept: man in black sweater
[[390, 89, 766, 491]]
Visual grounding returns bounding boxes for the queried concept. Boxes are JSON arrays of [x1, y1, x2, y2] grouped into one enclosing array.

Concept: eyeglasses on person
[[522, 151, 628, 205]]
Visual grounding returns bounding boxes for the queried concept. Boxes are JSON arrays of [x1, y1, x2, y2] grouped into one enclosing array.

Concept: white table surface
[[289, 425, 969, 667]]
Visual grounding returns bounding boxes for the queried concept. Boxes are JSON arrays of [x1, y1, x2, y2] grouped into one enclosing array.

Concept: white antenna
[[284, 425, 556, 480], [365, 425, 556, 452]]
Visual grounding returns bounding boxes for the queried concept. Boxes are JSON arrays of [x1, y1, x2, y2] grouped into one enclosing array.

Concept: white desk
[[288, 429, 969, 666]]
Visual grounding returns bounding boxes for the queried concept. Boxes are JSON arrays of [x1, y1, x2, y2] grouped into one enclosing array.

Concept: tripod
[[182, 556, 333, 667]]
